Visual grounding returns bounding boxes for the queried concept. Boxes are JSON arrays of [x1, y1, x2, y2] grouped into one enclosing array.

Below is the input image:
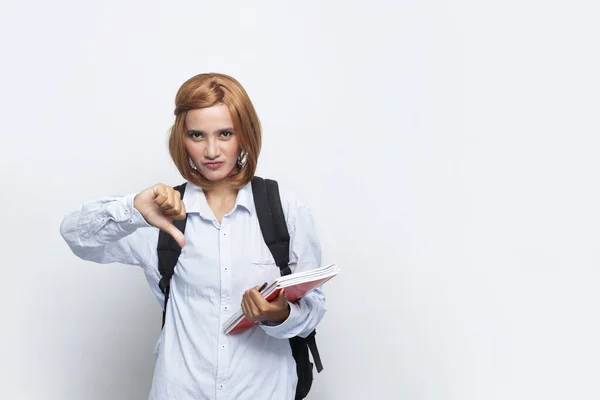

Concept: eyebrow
[[187, 127, 234, 135]]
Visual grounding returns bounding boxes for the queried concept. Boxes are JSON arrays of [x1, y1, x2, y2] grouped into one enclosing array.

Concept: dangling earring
[[237, 150, 248, 169], [189, 158, 198, 170]]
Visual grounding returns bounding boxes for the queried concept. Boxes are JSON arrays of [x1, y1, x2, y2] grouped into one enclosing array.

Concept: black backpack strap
[[251, 176, 324, 399], [251, 176, 291, 275], [157, 182, 188, 328], [305, 331, 323, 372]]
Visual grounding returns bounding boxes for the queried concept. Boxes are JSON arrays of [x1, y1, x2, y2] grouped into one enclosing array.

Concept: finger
[[172, 191, 185, 219], [241, 300, 249, 319], [162, 201, 182, 216], [242, 294, 257, 321], [162, 208, 180, 217], [160, 189, 177, 213], [248, 289, 272, 317], [176, 201, 187, 220], [153, 185, 168, 206], [276, 288, 287, 300], [160, 187, 175, 212], [157, 220, 186, 248], [242, 286, 258, 310], [248, 288, 269, 309], [165, 197, 187, 221], [153, 188, 169, 214], [275, 289, 288, 307], [245, 290, 261, 317]]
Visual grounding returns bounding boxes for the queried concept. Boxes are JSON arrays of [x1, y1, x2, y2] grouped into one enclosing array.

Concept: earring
[[189, 158, 198, 170], [237, 150, 248, 169]]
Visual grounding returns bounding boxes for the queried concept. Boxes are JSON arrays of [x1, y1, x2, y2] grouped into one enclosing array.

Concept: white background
[[2, 0, 599, 399]]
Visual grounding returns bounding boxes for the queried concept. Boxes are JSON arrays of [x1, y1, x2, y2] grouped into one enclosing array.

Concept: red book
[[224, 263, 339, 334]]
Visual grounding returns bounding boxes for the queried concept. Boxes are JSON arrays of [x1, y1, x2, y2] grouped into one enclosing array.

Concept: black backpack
[[156, 176, 323, 399]]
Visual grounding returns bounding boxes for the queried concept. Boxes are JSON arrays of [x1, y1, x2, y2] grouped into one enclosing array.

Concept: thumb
[[158, 220, 186, 248], [277, 289, 288, 304]]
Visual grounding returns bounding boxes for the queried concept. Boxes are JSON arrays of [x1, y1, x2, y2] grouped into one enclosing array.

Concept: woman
[[60, 73, 326, 399]]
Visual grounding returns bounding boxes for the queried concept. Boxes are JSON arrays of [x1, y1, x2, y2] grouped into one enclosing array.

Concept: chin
[[199, 166, 235, 182]]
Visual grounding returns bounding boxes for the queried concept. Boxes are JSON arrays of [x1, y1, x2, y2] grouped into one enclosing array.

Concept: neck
[[204, 179, 238, 202]]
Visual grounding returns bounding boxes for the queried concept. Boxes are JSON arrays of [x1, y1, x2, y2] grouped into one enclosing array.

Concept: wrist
[[272, 303, 290, 323]]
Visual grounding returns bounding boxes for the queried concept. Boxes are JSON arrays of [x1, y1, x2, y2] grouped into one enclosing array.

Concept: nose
[[204, 138, 220, 159]]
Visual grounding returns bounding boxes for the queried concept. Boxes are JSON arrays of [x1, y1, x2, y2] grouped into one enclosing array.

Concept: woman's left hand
[[241, 287, 290, 323]]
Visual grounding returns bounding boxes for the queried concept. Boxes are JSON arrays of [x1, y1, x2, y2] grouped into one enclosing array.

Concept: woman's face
[[184, 104, 241, 183]]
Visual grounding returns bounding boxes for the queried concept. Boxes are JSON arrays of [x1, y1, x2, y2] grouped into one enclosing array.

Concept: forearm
[[60, 194, 153, 266], [260, 288, 326, 339]]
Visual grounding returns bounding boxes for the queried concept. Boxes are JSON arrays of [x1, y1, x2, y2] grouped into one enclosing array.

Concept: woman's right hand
[[134, 184, 187, 247]]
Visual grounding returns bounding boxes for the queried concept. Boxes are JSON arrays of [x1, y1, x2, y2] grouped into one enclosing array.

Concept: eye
[[220, 130, 233, 138], [188, 130, 204, 139]]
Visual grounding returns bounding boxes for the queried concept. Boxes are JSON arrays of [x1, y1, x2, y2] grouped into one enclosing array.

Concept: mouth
[[203, 161, 225, 170]]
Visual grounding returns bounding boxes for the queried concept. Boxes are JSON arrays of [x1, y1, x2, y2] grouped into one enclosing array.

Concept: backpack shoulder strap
[[251, 176, 291, 275], [157, 182, 188, 328], [251, 176, 324, 380]]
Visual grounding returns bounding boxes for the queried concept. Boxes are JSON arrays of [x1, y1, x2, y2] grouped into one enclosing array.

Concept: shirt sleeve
[[260, 204, 327, 339], [59, 193, 159, 269]]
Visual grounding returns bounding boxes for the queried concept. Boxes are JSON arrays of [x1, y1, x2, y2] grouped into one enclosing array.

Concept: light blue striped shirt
[[60, 180, 326, 400]]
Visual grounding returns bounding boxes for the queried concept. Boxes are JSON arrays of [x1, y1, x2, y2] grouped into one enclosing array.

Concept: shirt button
[[224, 306, 228, 311], [219, 384, 224, 390], [221, 345, 227, 350], [224, 267, 229, 273]]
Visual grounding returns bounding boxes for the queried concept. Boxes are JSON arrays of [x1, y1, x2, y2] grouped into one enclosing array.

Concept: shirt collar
[[182, 180, 254, 219]]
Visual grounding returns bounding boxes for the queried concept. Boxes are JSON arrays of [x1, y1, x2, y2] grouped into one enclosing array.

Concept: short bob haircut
[[168, 73, 261, 190]]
